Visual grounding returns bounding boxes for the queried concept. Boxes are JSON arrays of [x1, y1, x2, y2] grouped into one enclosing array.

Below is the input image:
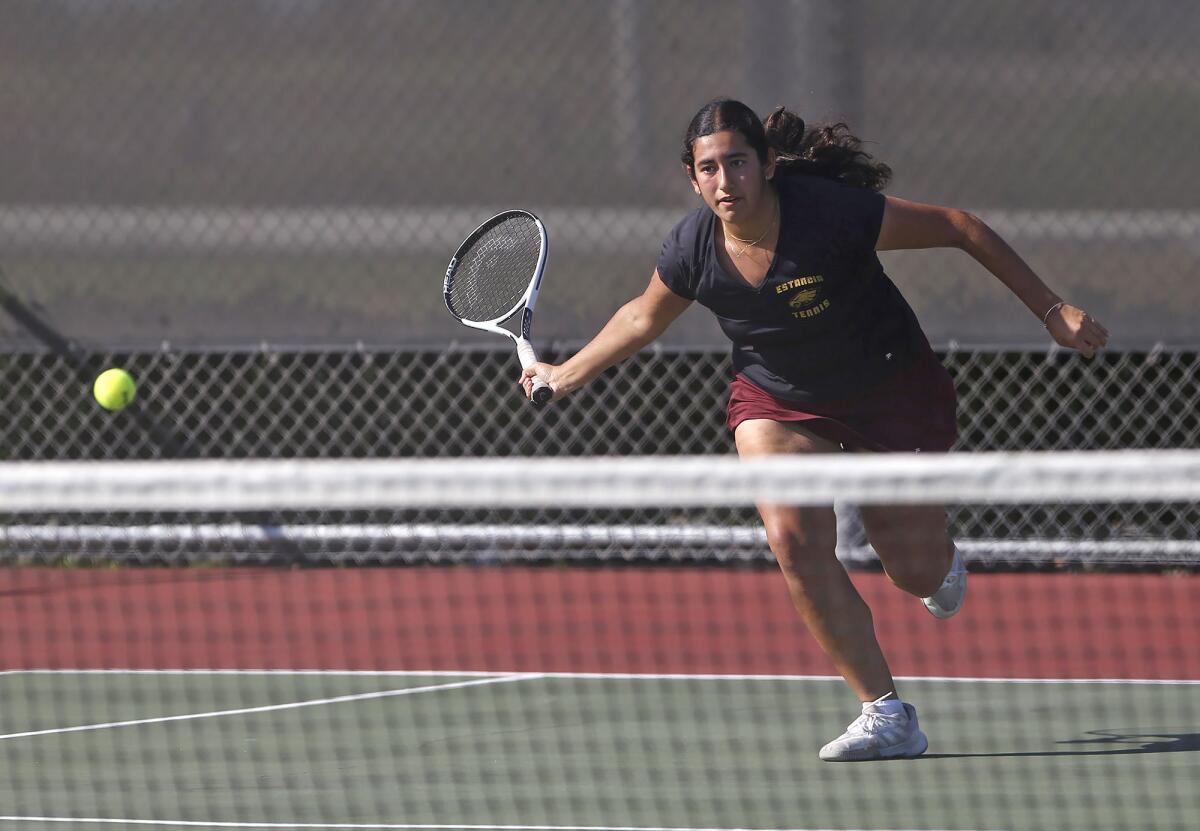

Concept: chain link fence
[[3, 345, 1198, 566], [5, 347, 1199, 461]]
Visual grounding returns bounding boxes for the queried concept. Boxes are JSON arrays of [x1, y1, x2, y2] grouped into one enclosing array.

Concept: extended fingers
[[1081, 315, 1109, 350], [1089, 317, 1110, 342], [1069, 309, 1109, 358], [518, 364, 556, 398]]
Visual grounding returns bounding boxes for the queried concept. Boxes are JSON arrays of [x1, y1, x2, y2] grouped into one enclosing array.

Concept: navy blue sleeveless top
[[657, 175, 926, 402]]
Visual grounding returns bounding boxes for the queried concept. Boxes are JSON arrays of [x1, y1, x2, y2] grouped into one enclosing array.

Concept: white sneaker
[[819, 696, 929, 762], [922, 545, 967, 619]]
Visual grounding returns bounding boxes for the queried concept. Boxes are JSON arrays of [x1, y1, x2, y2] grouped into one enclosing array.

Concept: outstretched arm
[[876, 197, 1109, 358], [519, 271, 693, 401]]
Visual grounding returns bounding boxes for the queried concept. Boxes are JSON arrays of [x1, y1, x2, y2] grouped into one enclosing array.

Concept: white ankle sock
[[864, 694, 906, 716]]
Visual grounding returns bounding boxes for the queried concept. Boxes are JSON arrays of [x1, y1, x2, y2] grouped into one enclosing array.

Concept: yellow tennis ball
[[93, 368, 137, 412]]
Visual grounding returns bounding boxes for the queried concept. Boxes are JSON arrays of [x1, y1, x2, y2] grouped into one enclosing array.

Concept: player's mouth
[[717, 196, 741, 207]]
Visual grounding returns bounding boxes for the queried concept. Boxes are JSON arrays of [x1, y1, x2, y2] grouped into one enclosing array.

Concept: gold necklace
[[725, 204, 779, 258]]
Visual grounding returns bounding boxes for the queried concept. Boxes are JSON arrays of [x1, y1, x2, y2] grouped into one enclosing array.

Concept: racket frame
[[443, 210, 552, 406]]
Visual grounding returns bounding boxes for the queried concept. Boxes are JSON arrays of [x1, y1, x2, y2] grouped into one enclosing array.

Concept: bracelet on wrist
[[1041, 301, 1065, 328]]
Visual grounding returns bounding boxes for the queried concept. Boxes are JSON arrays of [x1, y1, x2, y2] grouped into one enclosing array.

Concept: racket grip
[[530, 379, 553, 408], [516, 338, 553, 408]]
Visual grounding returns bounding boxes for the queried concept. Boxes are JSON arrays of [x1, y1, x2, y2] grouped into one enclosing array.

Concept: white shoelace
[[846, 710, 905, 736]]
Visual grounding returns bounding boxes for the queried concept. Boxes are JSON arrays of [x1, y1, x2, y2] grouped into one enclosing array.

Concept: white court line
[[0, 819, 1002, 831], [526, 672, 1200, 686], [0, 669, 513, 678], [1, 669, 1197, 685], [0, 674, 535, 742]]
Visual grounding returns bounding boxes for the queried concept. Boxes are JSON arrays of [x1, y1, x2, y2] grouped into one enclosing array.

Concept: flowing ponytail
[[682, 99, 891, 192], [762, 106, 891, 191]]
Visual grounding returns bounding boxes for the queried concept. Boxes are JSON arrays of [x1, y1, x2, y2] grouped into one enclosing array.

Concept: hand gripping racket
[[444, 210, 553, 407]]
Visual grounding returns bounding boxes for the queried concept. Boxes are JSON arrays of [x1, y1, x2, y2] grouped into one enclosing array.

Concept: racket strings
[[447, 216, 542, 323]]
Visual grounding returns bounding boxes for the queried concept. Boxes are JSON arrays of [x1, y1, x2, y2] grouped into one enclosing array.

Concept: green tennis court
[[1, 670, 1196, 831]]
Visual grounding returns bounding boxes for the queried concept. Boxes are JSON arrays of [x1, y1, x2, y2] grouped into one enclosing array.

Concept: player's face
[[688, 130, 775, 223]]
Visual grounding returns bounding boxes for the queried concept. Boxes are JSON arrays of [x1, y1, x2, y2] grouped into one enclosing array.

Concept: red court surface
[[1, 567, 1196, 679]]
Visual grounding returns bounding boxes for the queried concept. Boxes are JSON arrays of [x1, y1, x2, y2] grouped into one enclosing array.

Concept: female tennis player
[[520, 99, 1108, 761]]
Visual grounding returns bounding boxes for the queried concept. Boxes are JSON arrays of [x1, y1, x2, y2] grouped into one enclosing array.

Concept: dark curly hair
[[681, 98, 891, 192]]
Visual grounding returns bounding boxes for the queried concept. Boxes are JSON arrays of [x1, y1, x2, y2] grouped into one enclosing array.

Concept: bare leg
[[859, 503, 955, 598], [735, 419, 895, 702]]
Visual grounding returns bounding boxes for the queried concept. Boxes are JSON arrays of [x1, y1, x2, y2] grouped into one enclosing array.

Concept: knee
[[880, 549, 947, 597], [764, 524, 839, 582]]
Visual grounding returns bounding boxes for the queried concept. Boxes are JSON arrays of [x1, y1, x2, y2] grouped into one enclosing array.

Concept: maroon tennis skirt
[[726, 343, 958, 453]]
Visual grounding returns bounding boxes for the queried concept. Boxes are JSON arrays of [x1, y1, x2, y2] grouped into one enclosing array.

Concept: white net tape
[[3, 451, 1198, 567], [5, 451, 1199, 512]]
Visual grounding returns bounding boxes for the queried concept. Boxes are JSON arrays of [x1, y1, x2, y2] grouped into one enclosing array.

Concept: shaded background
[[1, 0, 1197, 350]]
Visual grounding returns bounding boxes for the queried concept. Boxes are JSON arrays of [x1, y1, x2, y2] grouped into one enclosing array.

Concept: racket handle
[[516, 338, 553, 408], [530, 379, 553, 408]]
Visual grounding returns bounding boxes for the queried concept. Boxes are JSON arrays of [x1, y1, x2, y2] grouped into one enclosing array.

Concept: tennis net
[[0, 451, 1197, 830], [3, 450, 1200, 568]]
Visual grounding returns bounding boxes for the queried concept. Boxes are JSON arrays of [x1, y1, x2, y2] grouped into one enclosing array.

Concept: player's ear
[[685, 164, 701, 196], [764, 148, 777, 181]]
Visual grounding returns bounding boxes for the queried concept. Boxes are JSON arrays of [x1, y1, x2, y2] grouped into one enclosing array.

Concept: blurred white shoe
[[922, 545, 967, 619], [819, 696, 928, 762]]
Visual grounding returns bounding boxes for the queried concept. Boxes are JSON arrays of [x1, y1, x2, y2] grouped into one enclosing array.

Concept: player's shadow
[[921, 729, 1200, 759]]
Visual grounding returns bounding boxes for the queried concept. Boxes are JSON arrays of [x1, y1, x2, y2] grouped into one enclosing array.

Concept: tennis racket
[[443, 210, 553, 407]]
